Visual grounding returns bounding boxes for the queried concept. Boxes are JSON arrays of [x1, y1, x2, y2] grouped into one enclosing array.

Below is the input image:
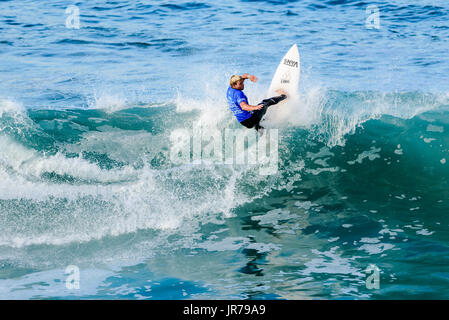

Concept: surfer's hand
[[242, 74, 258, 82], [254, 104, 263, 110], [249, 75, 258, 83]]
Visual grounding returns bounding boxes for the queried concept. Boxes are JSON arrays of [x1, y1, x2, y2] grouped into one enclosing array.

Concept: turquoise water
[[1, 0, 449, 299]]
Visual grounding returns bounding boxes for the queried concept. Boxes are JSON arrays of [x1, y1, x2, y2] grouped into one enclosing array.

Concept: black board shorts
[[239, 94, 287, 130]]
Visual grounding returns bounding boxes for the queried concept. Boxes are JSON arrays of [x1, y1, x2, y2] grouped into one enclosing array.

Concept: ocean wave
[[0, 88, 448, 247]]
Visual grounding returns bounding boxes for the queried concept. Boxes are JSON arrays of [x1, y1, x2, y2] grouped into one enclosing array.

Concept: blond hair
[[230, 75, 242, 88]]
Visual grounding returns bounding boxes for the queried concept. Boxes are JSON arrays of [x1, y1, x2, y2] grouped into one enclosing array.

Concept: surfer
[[227, 74, 287, 131]]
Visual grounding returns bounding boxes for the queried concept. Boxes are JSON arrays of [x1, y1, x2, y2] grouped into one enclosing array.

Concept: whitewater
[[0, 0, 448, 299]]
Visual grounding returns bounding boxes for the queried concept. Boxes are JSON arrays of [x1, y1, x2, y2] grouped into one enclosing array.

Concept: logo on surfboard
[[283, 59, 298, 68], [281, 72, 290, 84]]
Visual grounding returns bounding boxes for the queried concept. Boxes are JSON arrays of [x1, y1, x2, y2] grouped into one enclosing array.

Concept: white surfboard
[[267, 44, 300, 98], [261, 44, 300, 124]]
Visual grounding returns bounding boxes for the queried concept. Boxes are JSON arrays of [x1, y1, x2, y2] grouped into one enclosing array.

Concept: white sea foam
[[0, 105, 290, 248]]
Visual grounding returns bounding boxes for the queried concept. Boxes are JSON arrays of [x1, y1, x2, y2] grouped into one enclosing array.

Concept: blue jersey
[[226, 86, 252, 122]]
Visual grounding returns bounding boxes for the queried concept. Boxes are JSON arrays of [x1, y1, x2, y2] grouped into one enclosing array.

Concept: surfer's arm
[[241, 73, 258, 83], [240, 101, 263, 111]]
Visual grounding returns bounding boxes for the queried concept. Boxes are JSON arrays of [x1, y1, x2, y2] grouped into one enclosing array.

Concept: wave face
[[1, 0, 449, 299], [1, 89, 449, 299]]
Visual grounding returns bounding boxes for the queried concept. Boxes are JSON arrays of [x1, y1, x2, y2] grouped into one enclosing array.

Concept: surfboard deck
[[261, 44, 300, 124], [267, 44, 300, 98]]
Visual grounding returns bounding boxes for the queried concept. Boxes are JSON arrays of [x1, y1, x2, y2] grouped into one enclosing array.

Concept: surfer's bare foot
[[275, 89, 287, 97]]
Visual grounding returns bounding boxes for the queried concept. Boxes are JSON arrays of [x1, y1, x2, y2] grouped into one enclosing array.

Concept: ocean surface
[[1, 0, 449, 299]]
